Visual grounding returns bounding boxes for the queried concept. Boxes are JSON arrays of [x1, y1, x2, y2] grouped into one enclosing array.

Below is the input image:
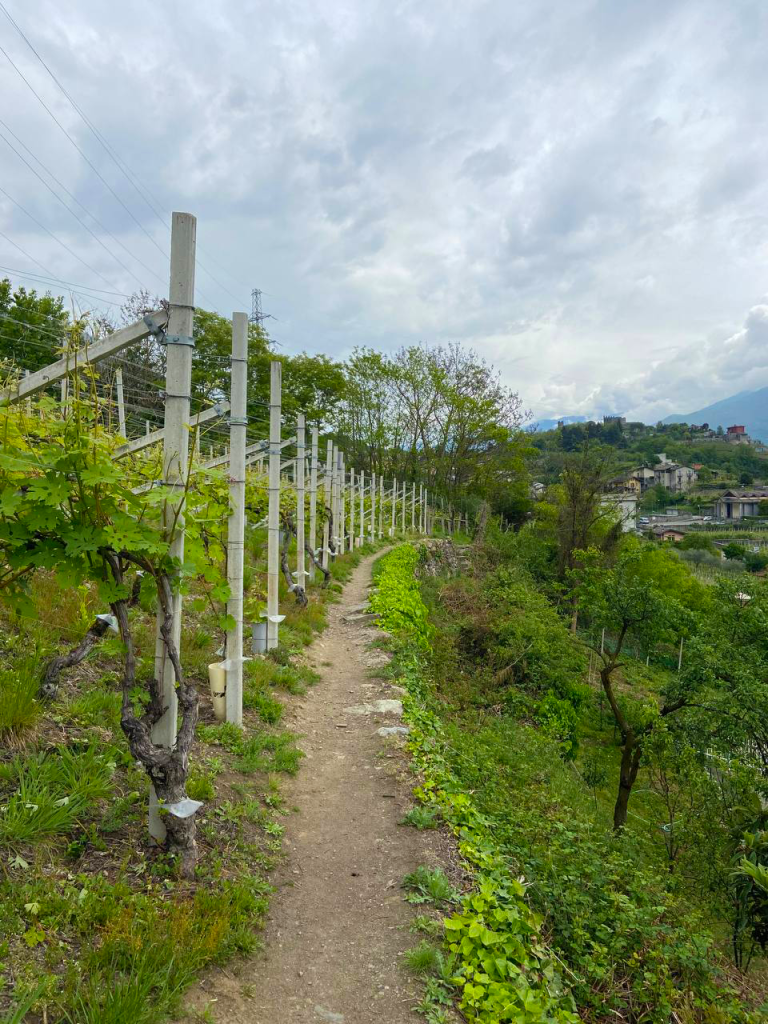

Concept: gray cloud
[[0, 0, 767, 411]]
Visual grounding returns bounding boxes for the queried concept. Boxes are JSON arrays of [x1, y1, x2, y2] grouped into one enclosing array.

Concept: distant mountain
[[662, 388, 768, 442], [531, 414, 586, 432]]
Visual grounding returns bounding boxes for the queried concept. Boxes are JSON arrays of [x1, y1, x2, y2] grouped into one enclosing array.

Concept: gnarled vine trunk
[[280, 514, 308, 607], [39, 616, 112, 700], [106, 552, 199, 878]]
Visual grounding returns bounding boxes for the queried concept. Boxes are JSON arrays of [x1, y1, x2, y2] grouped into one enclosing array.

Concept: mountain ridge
[[661, 386, 768, 440]]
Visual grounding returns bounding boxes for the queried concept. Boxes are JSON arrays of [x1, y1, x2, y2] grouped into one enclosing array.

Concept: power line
[[0, 263, 131, 297], [0, 3, 251, 311], [0, 39, 169, 263], [0, 125, 149, 292], [0, 115, 166, 290], [0, 182, 122, 289]]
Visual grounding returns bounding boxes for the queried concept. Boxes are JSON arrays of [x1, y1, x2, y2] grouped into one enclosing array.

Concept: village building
[[713, 488, 768, 520], [726, 425, 751, 444], [652, 525, 686, 542], [652, 462, 697, 493], [600, 493, 637, 532]]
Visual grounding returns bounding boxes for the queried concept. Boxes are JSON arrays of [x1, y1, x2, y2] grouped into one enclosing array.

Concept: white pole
[[225, 311, 248, 725], [322, 440, 333, 569], [267, 360, 282, 650], [115, 368, 126, 437], [369, 471, 376, 543], [339, 452, 346, 554], [391, 477, 396, 536], [146, 420, 151, 436], [349, 468, 356, 549], [359, 468, 365, 548], [378, 474, 384, 538], [149, 211, 196, 843], [401, 479, 406, 532], [296, 413, 306, 589], [308, 426, 318, 582], [411, 482, 416, 531]]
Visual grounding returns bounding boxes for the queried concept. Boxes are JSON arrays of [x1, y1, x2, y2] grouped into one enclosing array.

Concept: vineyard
[[0, 212, 452, 1022]]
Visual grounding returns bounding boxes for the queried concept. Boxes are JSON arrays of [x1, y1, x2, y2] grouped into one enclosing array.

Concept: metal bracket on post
[[163, 334, 195, 348]]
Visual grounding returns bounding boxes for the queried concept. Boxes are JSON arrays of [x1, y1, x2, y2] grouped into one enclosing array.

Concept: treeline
[[531, 416, 767, 484], [0, 282, 531, 512]]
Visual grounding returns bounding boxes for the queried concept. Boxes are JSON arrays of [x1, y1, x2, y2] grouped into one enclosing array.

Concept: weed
[[401, 805, 440, 830], [402, 866, 457, 906], [187, 768, 216, 802], [404, 940, 443, 977], [244, 688, 283, 724], [191, 628, 214, 650], [410, 914, 443, 937]]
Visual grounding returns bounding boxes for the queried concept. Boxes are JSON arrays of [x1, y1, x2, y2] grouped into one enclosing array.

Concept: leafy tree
[[724, 542, 748, 561], [740, 471, 754, 486], [0, 279, 70, 372], [679, 533, 717, 554], [573, 549, 694, 830], [555, 443, 617, 580]]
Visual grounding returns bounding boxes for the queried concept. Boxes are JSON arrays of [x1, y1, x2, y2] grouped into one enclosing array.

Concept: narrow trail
[[190, 550, 442, 1024]]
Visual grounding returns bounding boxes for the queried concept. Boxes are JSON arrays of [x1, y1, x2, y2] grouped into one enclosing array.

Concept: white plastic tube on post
[[296, 414, 306, 588], [115, 368, 126, 437], [225, 311, 248, 725], [359, 468, 365, 548], [267, 360, 282, 650], [308, 426, 319, 582], [149, 211, 196, 843]]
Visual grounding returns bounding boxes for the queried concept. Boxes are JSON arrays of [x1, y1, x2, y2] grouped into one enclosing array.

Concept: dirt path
[[190, 550, 440, 1024]]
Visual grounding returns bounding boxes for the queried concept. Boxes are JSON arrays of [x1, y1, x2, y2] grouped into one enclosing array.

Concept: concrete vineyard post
[[378, 474, 384, 538], [115, 368, 126, 437], [296, 413, 306, 590], [322, 440, 333, 570], [350, 469, 356, 549], [411, 482, 416, 532], [225, 311, 248, 725], [391, 477, 397, 536], [359, 468, 365, 548], [267, 360, 282, 650], [308, 426, 319, 582], [149, 211, 196, 843]]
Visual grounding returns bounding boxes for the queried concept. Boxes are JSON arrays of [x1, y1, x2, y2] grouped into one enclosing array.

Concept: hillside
[[662, 387, 768, 441]]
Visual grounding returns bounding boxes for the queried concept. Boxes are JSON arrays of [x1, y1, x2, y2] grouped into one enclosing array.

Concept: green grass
[[0, 657, 42, 737], [403, 940, 443, 977], [0, 744, 118, 846]]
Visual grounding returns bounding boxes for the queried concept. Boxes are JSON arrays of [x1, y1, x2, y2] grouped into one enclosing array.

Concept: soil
[[181, 550, 447, 1024]]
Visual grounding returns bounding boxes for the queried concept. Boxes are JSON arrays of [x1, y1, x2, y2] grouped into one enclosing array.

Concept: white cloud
[[0, 0, 767, 416]]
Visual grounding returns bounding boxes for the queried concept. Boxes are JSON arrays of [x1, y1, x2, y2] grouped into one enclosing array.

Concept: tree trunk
[[613, 732, 642, 831]]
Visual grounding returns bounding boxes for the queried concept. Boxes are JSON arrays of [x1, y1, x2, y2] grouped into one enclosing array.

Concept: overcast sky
[[1, 0, 767, 423]]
